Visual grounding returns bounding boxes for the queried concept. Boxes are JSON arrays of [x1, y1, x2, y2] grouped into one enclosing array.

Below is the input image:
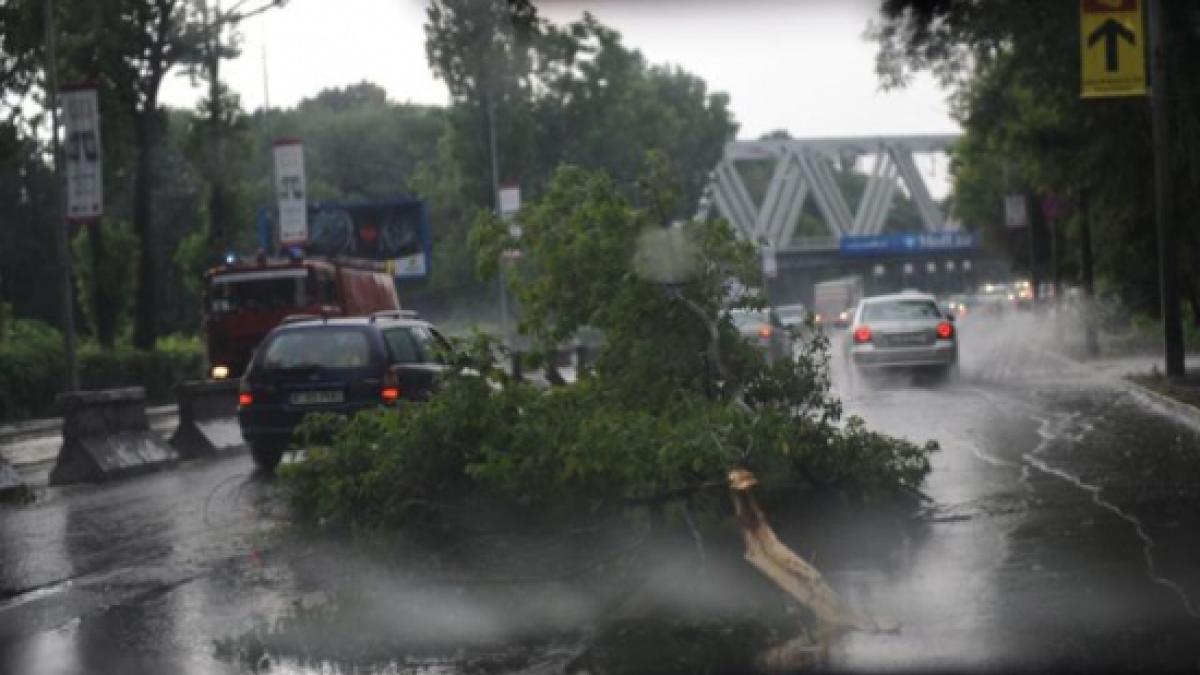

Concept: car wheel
[[937, 362, 959, 383], [250, 440, 285, 472]]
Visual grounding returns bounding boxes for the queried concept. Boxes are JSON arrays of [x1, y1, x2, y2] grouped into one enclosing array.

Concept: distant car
[[942, 294, 971, 319], [845, 292, 958, 377], [776, 303, 809, 330], [729, 307, 793, 364], [237, 311, 452, 471]]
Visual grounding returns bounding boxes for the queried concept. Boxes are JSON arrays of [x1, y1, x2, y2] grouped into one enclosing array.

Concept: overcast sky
[[160, 0, 959, 140]]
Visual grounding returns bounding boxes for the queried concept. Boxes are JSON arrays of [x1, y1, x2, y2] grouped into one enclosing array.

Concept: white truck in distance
[[813, 275, 864, 328]]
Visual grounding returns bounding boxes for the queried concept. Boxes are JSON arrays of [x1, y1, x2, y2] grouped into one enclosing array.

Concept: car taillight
[[238, 392, 253, 407], [381, 371, 401, 404], [853, 326, 872, 343], [936, 321, 955, 339], [758, 325, 772, 339]]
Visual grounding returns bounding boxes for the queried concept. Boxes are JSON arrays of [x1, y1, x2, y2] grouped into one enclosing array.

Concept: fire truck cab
[[202, 256, 401, 379]]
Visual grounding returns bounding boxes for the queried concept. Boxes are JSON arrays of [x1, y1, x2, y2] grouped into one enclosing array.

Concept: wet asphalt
[[1, 312, 1199, 674]]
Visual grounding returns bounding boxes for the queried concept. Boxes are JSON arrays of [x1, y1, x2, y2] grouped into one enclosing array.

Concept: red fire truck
[[201, 255, 401, 379]]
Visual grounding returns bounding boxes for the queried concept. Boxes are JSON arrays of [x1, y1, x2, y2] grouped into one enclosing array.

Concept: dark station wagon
[[237, 311, 452, 471]]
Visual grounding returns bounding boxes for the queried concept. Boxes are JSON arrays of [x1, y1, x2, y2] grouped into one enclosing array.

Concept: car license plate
[[889, 333, 928, 346], [290, 390, 344, 405]]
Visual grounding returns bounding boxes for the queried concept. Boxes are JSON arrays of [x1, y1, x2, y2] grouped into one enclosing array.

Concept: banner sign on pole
[[498, 183, 520, 219], [1004, 194, 1029, 229], [61, 87, 103, 221], [273, 139, 308, 246], [498, 182, 522, 257], [762, 244, 778, 278]]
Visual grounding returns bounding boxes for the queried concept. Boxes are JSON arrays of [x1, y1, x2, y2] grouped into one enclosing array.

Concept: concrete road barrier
[[169, 380, 245, 459], [0, 454, 25, 499], [49, 387, 178, 485]]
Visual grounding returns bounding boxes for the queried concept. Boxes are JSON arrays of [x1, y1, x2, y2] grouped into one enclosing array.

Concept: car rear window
[[862, 299, 943, 321], [383, 326, 448, 364], [731, 310, 768, 328], [260, 328, 373, 370]]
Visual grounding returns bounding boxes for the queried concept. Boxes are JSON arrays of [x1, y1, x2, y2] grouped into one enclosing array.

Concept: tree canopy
[[873, 1, 1200, 318]]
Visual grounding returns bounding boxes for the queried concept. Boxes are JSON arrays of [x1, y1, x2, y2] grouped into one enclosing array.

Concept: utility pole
[[484, 77, 511, 347], [202, 0, 228, 261], [1027, 190, 1040, 302], [44, 0, 79, 391], [1078, 188, 1100, 358], [1148, 0, 1184, 376]]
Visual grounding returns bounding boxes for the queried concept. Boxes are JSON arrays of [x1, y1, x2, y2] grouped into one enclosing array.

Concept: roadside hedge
[[0, 320, 204, 422]]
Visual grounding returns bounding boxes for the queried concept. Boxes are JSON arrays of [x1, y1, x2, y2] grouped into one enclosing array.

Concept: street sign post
[[1004, 194, 1028, 229], [762, 245, 778, 278], [1080, 0, 1146, 98], [60, 86, 103, 221], [496, 182, 521, 349], [273, 139, 308, 246]]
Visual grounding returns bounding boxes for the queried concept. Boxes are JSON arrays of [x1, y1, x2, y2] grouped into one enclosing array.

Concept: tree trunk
[[131, 110, 157, 351], [87, 223, 116, 349], [1181, 276, 1200, 328]]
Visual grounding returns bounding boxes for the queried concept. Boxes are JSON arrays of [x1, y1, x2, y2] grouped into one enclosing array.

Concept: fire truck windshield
[[207, 269, 309, 314]]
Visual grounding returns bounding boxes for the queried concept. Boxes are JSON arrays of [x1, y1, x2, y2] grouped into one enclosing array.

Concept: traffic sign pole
[[1148, 0, 1184, 376], [44, 0, 79, 391], [1078, 189, 1100, 358]]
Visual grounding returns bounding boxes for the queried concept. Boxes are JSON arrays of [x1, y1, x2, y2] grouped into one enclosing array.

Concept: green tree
[[61, 0, 208, 349], [422, 8, 738, 296], [873, 1, 1200, 319], [71, 219, 137, 346], [529, 14, 737, 215], [425, 0, 542, 209], [284, 156, 936, 529], [292, 83, 444, 201]]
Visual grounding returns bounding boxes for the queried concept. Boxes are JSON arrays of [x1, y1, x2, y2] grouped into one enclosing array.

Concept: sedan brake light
[[237, 392, 253, 407], [853, 326, 872, 343], [381, 370, 402, 404], [936, 321, 955, 339]]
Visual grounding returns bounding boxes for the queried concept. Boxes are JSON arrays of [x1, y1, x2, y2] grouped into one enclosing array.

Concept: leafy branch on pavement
[[283, 157, 937, 531]]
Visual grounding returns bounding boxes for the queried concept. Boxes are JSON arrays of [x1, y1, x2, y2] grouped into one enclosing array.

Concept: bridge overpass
[[696, 134, 1004, 304]]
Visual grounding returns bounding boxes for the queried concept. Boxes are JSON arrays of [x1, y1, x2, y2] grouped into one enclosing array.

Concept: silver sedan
[[846, 292, 958, 376]]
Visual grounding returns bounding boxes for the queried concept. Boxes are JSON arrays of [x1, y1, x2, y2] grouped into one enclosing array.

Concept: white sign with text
[[274, 141, 308, 245], [61, 88, 103, 221]]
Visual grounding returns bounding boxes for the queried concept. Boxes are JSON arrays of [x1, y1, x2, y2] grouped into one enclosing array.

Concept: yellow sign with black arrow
[[1080, 0, 1146, 97]]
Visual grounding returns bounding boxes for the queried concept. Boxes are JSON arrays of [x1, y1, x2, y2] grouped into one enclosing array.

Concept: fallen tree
[[279, 155, 936, 667]]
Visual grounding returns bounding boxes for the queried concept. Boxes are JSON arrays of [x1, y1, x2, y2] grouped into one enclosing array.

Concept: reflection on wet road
[[1, 312, 1199, 673], [0, 457, 291, 674], [829, 313, 1200, 671]]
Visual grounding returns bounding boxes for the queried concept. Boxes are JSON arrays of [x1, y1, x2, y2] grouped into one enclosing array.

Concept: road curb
[[1116, 378, 1200, 437], [1033, 344, 1200, 436]]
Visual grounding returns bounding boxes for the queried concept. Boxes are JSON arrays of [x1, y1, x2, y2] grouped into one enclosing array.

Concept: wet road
[[0, 457, 294, 674], [827, 313, 1200, 671], [1, 312, 1199, 673]]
